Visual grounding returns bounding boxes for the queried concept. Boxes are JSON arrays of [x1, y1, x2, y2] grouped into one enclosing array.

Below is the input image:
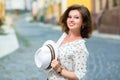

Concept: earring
[[82, 25, 84, 29]]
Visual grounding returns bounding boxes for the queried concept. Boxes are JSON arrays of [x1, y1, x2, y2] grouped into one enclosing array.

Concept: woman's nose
[[70, 17, 74, 21]]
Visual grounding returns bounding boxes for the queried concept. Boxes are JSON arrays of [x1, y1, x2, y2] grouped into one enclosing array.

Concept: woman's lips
[[68, 23, 75, 26]]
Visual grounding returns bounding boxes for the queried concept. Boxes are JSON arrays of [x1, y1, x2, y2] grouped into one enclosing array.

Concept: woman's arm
[[51, 59, 78, 80], [51, 44, 89, 80], [60, 67, 78, 80]]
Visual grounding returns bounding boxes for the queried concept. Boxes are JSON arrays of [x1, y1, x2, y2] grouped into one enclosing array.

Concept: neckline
[[59, 39, 85, 47]]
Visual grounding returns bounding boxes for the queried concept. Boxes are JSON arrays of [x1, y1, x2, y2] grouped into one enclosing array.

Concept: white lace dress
[[48, 33, 89, 80]]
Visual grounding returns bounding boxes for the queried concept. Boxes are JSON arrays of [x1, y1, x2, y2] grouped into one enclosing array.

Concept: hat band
[[46, 44, 55, 69]]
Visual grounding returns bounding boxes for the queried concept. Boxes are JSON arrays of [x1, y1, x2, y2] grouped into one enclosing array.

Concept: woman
[[48, 4, 93, 80]]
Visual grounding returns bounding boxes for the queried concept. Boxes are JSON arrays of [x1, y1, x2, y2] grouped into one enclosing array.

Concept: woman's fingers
[[51, 59, 60, 70]]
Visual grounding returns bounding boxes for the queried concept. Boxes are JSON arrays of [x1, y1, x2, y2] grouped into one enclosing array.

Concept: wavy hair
[[59, 4, 93, 38]]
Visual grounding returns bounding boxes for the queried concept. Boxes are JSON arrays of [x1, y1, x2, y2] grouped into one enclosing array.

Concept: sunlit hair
[[59, 4, 93, 38]]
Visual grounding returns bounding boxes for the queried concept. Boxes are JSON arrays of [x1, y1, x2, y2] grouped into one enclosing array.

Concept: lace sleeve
[[73, 44, 89, 80]]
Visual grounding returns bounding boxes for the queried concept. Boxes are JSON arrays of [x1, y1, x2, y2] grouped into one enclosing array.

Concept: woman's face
[[67, 10, 83, 31]]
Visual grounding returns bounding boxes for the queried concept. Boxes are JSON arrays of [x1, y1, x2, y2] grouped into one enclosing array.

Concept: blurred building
[[0, 0, 32, 27], [66, 0, 92, 11], [5, 0, 32, 11], [0, 0, 5, 26], [39, 0, 61, 24], [41, 0, 92, 24], [2, 0, 120, 35], [42, 0, 120, 35], [92, 0, 120, 34]]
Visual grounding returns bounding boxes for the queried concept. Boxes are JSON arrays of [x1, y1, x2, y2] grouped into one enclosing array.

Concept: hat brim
[[35, 40, 58, 70], [43, 40, 58, 59]]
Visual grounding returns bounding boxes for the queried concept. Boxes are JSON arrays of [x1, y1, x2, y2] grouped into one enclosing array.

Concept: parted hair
[[59, 4, 93, 38]]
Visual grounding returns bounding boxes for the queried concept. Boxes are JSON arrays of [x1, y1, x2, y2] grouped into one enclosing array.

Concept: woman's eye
[[68, 16, 71, 18], [75, 17, 79, 19], [67, 16, 79, 19]]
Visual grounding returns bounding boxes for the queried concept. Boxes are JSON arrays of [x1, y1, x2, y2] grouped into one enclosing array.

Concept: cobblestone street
[[0, 14, 120, 80]]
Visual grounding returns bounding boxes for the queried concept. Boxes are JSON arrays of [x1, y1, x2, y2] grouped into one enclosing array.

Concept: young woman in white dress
[[48, 4, 93, 80]]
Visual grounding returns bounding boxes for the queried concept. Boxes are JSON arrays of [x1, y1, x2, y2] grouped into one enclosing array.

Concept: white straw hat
[[34, 40, 58, 70]]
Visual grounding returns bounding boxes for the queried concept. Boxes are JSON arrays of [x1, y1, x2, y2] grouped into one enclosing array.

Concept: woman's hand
[[51, 58, 61, 73], [51, 59, 78, 80]]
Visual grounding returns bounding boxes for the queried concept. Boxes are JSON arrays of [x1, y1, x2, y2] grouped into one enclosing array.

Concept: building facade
[[43, 0, 120, 35], [92, 0, 120, 34], [0, 0, 5, 26], [43, 0, 92, 24]]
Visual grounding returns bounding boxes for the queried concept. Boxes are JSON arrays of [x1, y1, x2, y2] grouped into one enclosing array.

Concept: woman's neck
[[67, 31, 82, 39], [65, 31, 82, 41]]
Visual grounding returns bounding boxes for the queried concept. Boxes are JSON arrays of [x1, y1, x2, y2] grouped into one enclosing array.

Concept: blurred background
[[0, 0, 120, 80]]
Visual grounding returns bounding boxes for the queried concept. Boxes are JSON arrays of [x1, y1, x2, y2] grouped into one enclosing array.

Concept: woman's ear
[[81, 24, 85, 29]]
